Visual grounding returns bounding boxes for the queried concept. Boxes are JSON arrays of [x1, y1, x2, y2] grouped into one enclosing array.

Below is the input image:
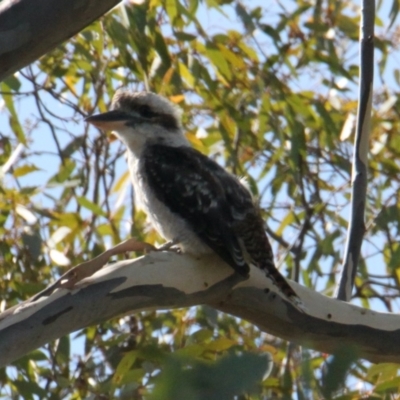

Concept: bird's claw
[[157, 239, 181, 253]]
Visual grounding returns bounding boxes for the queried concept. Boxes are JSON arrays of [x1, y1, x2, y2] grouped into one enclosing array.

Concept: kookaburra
[[86, 90, 299, 303]]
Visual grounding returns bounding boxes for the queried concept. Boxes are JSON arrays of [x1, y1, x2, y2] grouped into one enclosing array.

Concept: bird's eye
[[139, 105, 155, 118]]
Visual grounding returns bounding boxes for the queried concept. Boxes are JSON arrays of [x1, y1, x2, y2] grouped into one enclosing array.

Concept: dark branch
[[0, 0, 120, 82], [336, 0, 375, 301]]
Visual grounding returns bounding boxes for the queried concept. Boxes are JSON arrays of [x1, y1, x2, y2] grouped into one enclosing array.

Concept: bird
[[86, 90, 300, 305]]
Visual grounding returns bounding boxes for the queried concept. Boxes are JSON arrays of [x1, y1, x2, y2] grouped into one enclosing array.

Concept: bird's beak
[[85, 110, 133, 130]]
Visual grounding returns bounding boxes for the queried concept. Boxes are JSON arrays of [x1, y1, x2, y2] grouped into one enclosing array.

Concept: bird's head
[[86, 90, 186, 153]]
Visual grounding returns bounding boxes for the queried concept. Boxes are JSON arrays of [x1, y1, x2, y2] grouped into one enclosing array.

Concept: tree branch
[[336, 0, 375, 300], [1, 251, 400, 367], [0, 0, 121, 82]]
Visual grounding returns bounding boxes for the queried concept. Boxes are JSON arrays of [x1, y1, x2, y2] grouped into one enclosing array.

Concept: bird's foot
[[157, 239, 181, 253]]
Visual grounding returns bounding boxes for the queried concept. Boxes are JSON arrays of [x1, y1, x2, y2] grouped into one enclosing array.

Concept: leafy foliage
[[150, 352, 272, 400], [1, 0, 400, 398]]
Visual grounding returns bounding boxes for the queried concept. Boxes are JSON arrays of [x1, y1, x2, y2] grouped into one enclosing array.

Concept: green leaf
[[55, 335, 70, 364], [97, 223, 115, 236], [13, 164, 40, 177], [375, 376, 400, 392], [190, 328, 213, 343], [165, 0, 178, 22], [204, 337, 236, 352], [47, 159, 76, 185], [77, 196, 107, 217], [154, 30, 171, 68], [21, 230, 42, 261], [175, 344, 205, 358], [113, 351, 137, 386], [174, 31, 197, 42], [3, 75, 21, 91], [178, 62, 195, 88], [0, 82, 26, 144], [118, 368, 145, 386], [235, 3, 256, 33], [206, 42, 232, 80], [13, 380, 47, 399], [367, 363, 400, 381], [389, 0, 400, 29], [320, 346, 358, 398], [61, 136, 86, 158]]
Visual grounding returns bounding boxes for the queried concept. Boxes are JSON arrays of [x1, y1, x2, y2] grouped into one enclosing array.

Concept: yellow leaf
[[65, 76, 77, 96], [112, 170, 130, 193], [217, 45, 245, 69], [108, 132, 118, 143], [220, 113, 237, 137], [185, 131, 207, 149], [276, 211, 295, 236], [149, 0, 162, 8], [178, 62, 195, 88], [169, 94, 185, 104], [165, 0, 178, 21], [259, 344, 278, 355], [13, 164, 40, 177], [162, 67, 175, 86]]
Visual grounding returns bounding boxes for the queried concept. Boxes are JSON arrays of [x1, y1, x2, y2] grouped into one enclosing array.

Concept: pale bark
[[1, 251, 400, 367]]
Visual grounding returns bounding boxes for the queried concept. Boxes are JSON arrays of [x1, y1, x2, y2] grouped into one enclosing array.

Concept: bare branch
[[1, 252, 400, 367], [336, 0, 375, 301]]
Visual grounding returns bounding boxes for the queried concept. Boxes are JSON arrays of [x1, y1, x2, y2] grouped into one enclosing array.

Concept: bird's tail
[[261, 260, 305, 311]]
